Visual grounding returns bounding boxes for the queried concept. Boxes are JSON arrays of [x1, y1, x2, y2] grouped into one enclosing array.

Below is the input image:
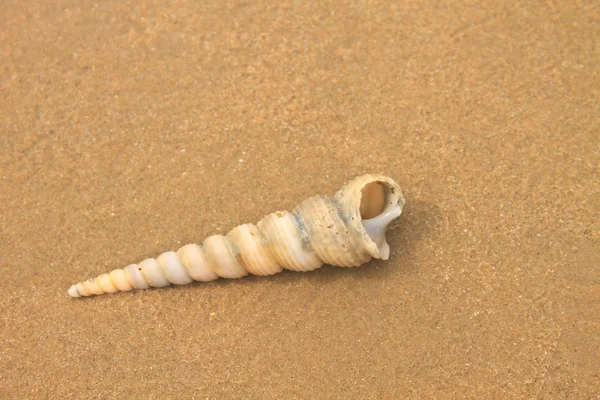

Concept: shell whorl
[[67, 174, 405, 297]]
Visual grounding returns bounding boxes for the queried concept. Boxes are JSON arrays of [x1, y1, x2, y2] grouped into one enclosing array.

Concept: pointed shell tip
[[68, 285, 81, 298]]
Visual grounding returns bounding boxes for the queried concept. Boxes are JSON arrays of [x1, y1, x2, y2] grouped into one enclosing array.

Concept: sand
[[1, 0, 598, 398]]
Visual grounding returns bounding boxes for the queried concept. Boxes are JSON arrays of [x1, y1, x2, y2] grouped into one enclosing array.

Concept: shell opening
[[360, 182, 403, 260]]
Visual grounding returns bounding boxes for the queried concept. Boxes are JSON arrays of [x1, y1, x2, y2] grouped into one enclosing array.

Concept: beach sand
[[1, 1, 598, 398]]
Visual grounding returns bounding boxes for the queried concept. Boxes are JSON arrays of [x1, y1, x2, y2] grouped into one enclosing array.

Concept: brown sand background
[[1, 0, 599, 398]]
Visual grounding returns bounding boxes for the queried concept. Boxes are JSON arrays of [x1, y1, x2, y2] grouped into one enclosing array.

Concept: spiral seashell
[[67, 174, 406, 298]]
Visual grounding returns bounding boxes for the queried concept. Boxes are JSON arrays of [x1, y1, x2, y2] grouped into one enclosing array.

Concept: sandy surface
[[1, 0, 599, 398]]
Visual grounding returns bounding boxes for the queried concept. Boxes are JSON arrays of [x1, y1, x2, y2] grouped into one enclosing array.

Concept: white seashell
[[67, 174, 406, 298]]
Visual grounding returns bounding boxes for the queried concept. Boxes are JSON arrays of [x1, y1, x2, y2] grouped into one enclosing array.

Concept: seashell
[[67, 174, 406, 297]]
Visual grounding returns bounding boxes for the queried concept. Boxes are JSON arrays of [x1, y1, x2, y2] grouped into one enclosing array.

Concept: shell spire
[[67, 174, 406, 298]]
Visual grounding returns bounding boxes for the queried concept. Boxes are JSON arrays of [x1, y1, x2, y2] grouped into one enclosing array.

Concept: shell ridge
[[268, 214, 295, 270], [291, 210, 312, 253], [173, 251, 193, 281], [256, 214, 288, 270], [330, 196, 365, 264], [226, 233, 250, 272], [250, 223, 284, 275], [178, 249, 196, 280]]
